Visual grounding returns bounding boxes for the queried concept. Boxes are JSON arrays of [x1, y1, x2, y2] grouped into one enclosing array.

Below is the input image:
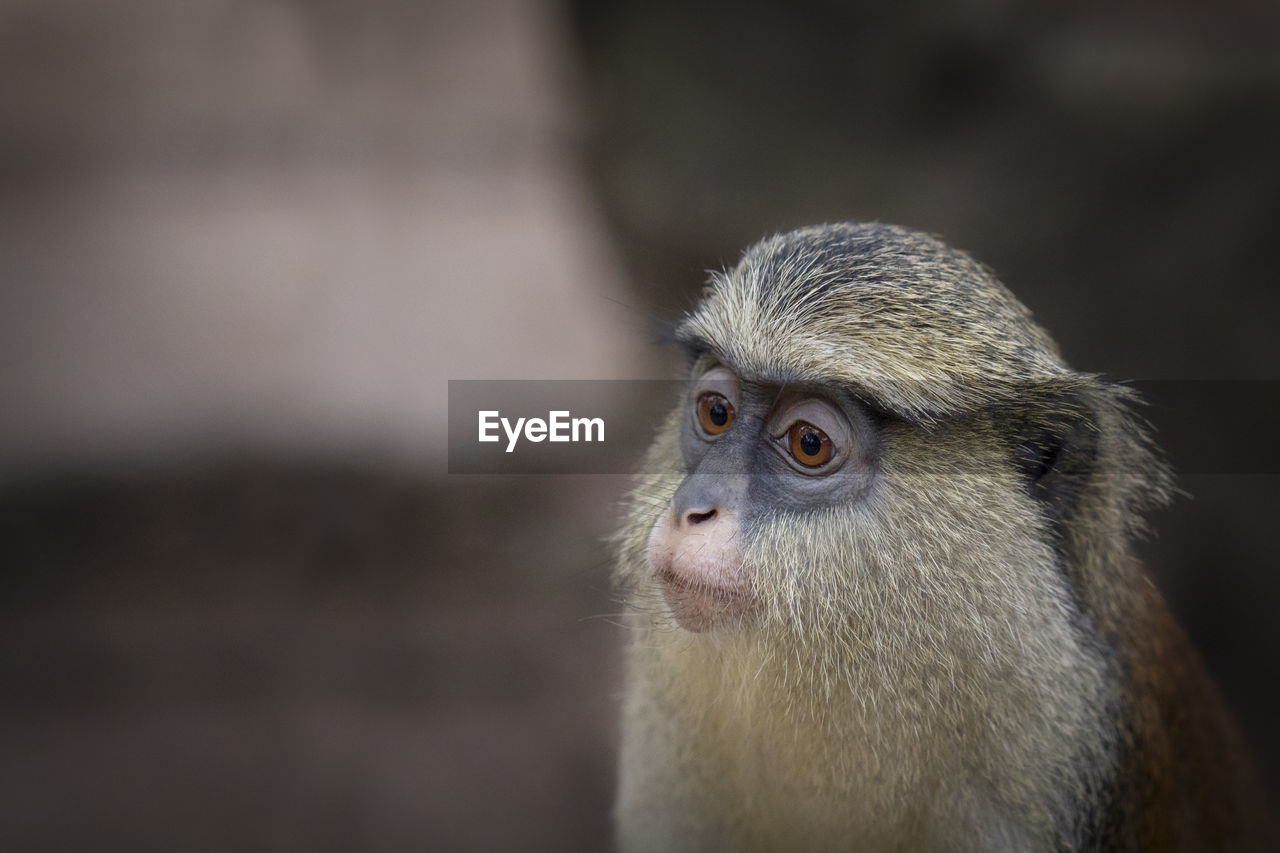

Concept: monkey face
[[645, 359, 879, 632]]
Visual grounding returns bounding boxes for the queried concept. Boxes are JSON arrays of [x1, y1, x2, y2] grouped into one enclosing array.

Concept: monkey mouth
[[656, 566, 755, 632]]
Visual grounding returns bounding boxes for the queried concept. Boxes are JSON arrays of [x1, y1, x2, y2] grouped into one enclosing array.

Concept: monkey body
[[614, 224, 1266, 851]]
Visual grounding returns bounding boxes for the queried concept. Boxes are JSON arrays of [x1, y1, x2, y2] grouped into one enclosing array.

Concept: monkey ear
[[1013, 396, 1099, 528]]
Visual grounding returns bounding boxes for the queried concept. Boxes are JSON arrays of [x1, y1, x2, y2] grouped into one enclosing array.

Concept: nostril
[[685, 508, 717, 526]]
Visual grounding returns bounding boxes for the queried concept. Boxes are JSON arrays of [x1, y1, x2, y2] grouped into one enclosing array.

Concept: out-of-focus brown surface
[[0, 1, 636, 850], [0, 0, 646, 477], [1, 0, 1277, 850], [2, 466, 622, 851]]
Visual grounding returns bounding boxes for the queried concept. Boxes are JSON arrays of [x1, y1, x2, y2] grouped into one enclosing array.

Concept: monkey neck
[[632, 538, 1121, 848]]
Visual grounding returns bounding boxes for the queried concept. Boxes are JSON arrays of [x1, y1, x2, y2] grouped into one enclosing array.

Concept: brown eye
[[696, 392, 735, 435], [787, 421, 834, 467]]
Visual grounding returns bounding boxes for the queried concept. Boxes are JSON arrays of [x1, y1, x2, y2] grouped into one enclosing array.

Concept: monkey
[[613, 223, 1270, 852]]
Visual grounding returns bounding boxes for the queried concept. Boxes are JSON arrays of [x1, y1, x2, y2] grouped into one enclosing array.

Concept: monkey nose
[[683, 508, 717, 527], [670, 473, 746, 527]]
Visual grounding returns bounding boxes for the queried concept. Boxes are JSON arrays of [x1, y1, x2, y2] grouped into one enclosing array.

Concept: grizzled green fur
[[614, 223, 1189, 851]]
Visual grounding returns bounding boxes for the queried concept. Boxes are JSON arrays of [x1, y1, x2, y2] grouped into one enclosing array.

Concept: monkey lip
[[656, 566, 755, 632]]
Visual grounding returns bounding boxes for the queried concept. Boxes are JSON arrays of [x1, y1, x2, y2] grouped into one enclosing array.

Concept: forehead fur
[[679, 223, 1077, 421]]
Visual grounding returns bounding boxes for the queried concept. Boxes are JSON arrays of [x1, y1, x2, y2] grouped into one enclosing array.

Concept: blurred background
[[1, 0, 1276, 849]]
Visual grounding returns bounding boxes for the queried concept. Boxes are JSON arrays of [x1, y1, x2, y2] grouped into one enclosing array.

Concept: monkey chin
[[654, 566, 755, 632]]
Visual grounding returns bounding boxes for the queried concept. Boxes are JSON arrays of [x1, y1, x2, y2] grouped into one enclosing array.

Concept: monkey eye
[[786, 421, 835, 468], [696, 392, 736, 435]]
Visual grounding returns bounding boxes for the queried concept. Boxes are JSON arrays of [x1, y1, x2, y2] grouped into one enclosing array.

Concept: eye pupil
[[799, 431, 821, 456], [786, 420, 834, 469], [696, 392, 735, 435]]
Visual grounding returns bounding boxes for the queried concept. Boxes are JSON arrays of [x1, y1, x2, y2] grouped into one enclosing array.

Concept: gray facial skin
[[675, 361, 880, 536]]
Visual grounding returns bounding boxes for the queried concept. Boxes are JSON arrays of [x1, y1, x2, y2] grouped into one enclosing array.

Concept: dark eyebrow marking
[[673, 326, 934, 429]]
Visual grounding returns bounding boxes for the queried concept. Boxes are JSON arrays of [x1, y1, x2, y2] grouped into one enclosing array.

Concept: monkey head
[[621, 222, 1171, 646]]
